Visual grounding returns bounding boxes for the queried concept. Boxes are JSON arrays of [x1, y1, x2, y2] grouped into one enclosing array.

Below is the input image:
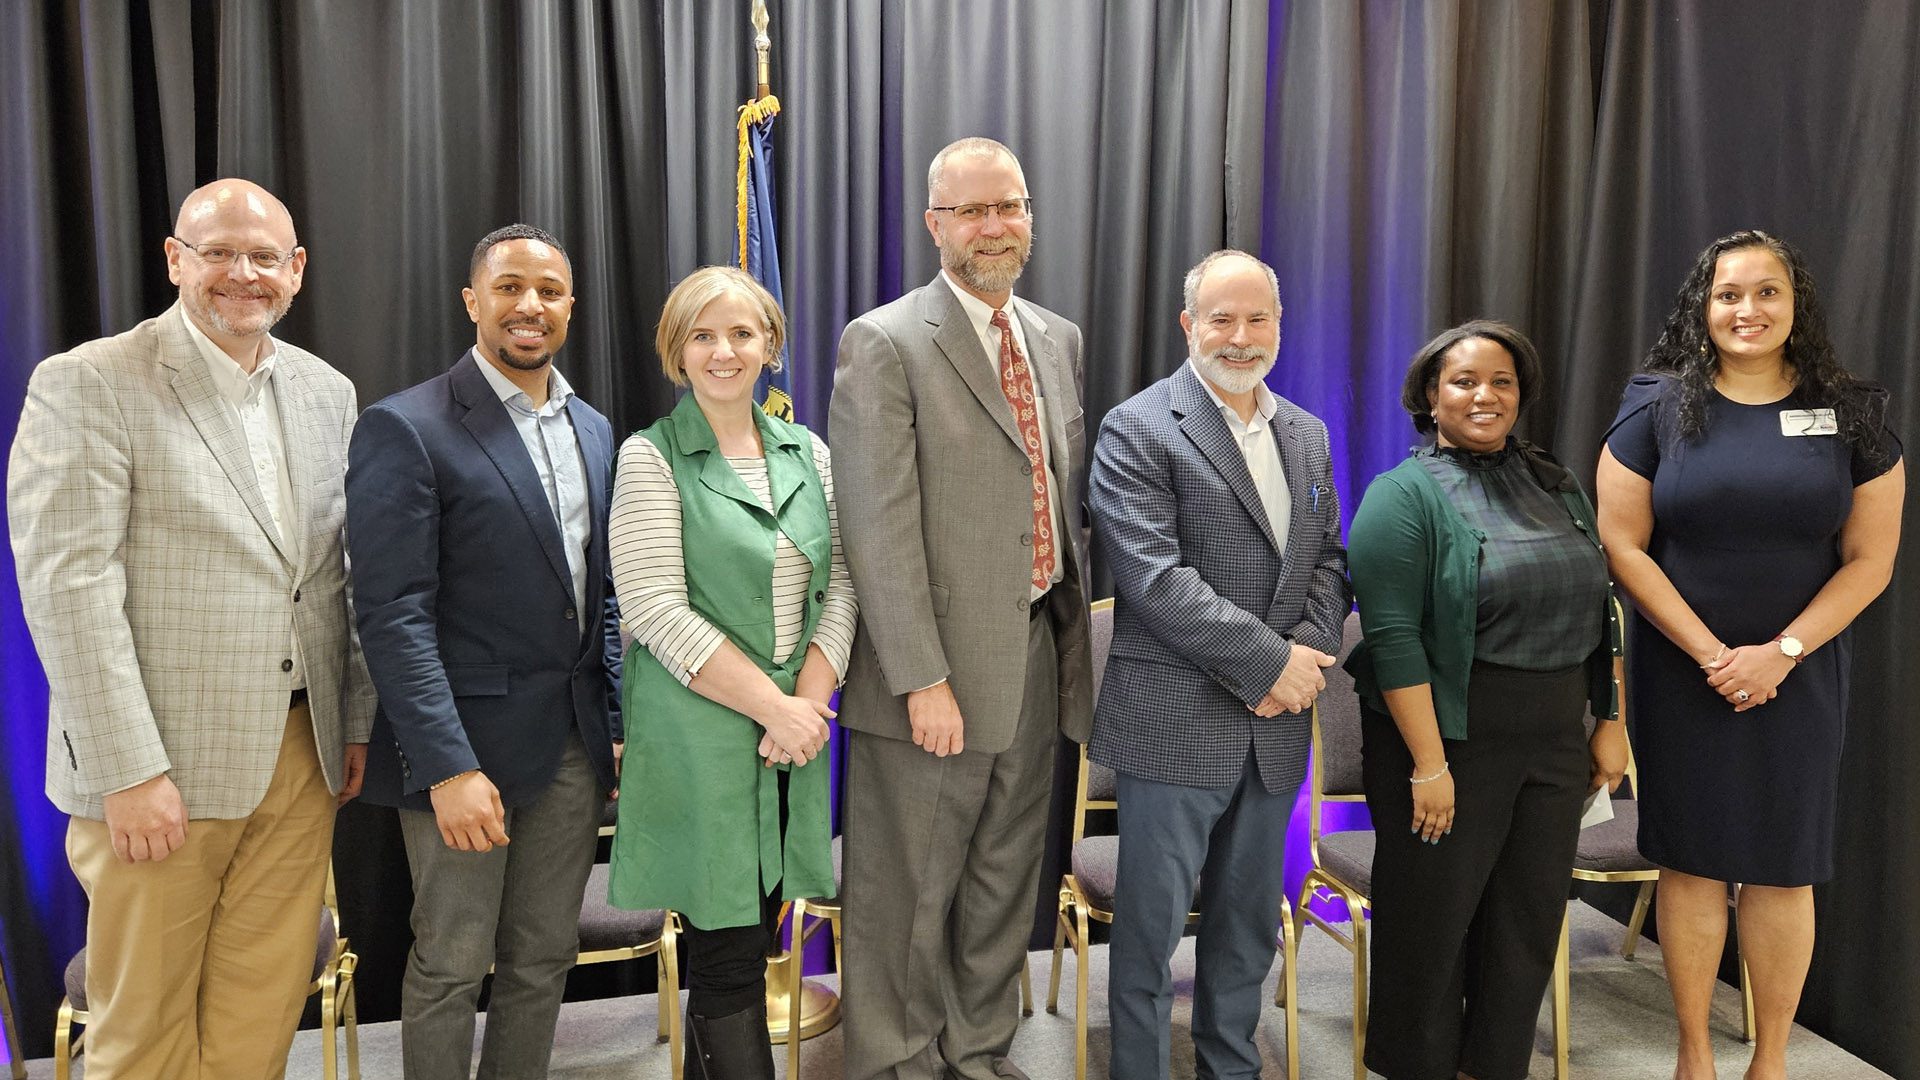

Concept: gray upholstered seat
[[1316, 830, 1376, 898], [577, 864, 668, 952], [1572, 801, 1655, 873]]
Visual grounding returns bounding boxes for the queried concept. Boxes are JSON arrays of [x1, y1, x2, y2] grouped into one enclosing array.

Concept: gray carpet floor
[[23, 899, 1886, 1079]]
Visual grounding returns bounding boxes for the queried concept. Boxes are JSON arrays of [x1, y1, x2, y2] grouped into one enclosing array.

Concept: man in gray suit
[[832, 136, 1094, 1080], [1088, 250, 1350, 1080], [7, 179, 374, 1079]]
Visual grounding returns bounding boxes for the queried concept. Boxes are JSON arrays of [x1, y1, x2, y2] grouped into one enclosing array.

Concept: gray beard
[[1193, 347, 1276, 396], [201, 296, 290, 339], [943, 238, 1030, 296]]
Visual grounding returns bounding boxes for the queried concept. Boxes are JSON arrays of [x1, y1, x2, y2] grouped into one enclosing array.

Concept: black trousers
[[681, 768, 790, 1019], [1361, 661, 1590, 1080]]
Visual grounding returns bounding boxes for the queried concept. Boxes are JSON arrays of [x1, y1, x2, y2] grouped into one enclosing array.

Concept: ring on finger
[[1734, 689, 1752, 703]]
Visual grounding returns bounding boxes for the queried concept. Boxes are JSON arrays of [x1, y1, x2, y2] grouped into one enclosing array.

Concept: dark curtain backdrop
[[3, 1, 1918, 1075]]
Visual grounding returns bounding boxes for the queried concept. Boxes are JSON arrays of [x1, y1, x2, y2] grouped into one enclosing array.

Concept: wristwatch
[[1775, 634, 1804, 664]]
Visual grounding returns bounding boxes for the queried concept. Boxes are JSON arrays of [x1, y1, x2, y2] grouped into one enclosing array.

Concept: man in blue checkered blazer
[[1088, 250, 1350, 1080]]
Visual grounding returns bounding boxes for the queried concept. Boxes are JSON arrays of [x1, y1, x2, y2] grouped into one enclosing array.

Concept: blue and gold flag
[[736, 95, 793, 422]]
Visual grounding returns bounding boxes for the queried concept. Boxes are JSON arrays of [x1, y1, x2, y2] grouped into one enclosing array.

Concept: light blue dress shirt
[[472, 349, 592, 623]]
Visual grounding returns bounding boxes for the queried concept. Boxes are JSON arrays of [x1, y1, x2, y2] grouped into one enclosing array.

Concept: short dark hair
[[1400, 319, 1544, 436], [469, 223, 570, 283]]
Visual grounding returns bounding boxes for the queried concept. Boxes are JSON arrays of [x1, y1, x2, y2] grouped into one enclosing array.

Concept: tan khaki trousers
[[67, 703, 335, 1080]]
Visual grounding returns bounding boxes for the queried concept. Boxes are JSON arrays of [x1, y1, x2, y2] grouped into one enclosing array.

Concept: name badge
[[1779, 408, 1838, 437]]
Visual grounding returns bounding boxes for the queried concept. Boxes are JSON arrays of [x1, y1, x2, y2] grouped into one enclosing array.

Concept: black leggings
[[681, 892, 784, 1018]]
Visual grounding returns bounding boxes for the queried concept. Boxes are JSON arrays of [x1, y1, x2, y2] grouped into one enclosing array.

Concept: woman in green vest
[[606, 266, 857, 1079], [1345, 320, 1626, 1080]]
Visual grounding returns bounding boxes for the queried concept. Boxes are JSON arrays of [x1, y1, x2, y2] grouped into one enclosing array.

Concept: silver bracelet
[[1409, 763, 1449, 785]]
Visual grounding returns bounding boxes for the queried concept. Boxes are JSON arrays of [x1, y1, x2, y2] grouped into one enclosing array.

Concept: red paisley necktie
[[992, 310, 1055, 593]]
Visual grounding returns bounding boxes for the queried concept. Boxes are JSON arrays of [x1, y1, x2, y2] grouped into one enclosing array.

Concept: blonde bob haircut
[[654, 265, 786, 386]]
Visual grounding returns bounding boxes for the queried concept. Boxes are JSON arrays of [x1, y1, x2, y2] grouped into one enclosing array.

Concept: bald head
[[174, 178, 298, 249], [167, 179, 306, 360], [926, 137, 1025, 208]]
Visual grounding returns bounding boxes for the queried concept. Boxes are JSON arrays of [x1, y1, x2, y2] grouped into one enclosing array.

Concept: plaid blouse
[[1417, 441, 1607, 670]]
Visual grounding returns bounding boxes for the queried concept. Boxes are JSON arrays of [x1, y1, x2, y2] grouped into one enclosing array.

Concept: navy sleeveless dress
[[1605, 374, 1900, 885]]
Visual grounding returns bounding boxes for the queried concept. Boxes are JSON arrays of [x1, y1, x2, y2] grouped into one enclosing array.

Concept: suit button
[[281, 659, 294, 672], [1015, 599, 1027, 612], [565, 608, 577, 620], [1022, 462, 1033, 474], [293, 589, 302, 602], [814, 590, 826, 603], [1020, 533, 1032, 546]]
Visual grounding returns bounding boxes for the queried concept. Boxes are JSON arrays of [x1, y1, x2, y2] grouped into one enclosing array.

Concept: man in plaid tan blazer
[[1088, 250, 1350, 1080], [7, 178, 375, 1078]]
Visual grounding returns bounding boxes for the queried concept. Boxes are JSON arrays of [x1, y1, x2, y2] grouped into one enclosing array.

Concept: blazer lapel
[[567, 393, 611, 533], [451, 353, 574, 600], [160, 307, 293, 566], [1172, 366, 1280, 553], [921, 279, 1022, 450], [1270, 411, 1313, 593], [1016, 303, 1076, 503], [271, 361, 318, 584]]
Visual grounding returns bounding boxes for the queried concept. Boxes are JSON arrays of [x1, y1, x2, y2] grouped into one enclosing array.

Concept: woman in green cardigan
[[605, 267, 857, 1079], [1345, 320, 1626, 1080]]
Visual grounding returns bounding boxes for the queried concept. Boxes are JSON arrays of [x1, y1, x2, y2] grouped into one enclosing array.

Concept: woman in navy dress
[[1596, 230, 1904, 1080]]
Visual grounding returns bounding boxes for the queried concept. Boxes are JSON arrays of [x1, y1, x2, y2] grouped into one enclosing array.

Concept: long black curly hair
[[1643, 229, 1886, 457]]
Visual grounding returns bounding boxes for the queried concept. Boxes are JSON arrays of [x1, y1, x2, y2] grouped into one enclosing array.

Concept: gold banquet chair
[[2, 941, 26, 1080], [588, 800, 686, 1080], [55, 866, 361, 1080], [1549, 701, 1660, 1079], [1292, 610, 1373, 1080], [1046, 598, 1299, 1080], [1548, 636, 1755, 1078]]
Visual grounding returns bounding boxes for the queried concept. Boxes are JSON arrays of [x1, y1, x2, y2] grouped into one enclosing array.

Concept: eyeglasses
[[929, 198, 1033, 224], [171, 237, 298, 271]]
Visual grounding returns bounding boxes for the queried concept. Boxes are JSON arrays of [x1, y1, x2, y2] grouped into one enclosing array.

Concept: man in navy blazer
[[346, 224, 621, 1080], [1088, 250, 1350, 1080]]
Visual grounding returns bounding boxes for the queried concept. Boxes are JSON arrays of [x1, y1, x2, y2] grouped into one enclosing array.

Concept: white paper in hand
[[1580, 788, 1616, 830]]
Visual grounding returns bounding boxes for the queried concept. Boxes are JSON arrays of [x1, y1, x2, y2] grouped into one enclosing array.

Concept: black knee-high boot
[[684, 999, 774, 1080]]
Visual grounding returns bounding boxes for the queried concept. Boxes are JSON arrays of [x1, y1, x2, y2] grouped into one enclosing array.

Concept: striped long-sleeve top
[[607, 433, 857, 686]]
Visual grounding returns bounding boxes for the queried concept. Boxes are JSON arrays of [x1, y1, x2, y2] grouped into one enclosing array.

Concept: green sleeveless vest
[[607, 395, 835, 928]]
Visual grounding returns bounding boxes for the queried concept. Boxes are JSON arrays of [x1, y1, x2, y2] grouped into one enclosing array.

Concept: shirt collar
[[941, 269, 1021, 343], [471, 347, 574, 418], [181, 310, 279, 407], [1188, 358, 1278, 427]]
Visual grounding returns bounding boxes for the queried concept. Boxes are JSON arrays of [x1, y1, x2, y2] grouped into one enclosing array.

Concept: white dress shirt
[[472, 350, 592, 623], [181, 315, 306, 689], [1190, 359, 1290, 555], [940, 271, 1066, 600]]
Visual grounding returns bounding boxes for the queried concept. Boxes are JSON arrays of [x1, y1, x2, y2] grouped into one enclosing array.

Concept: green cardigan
[[1344, 443, 1620, 739]]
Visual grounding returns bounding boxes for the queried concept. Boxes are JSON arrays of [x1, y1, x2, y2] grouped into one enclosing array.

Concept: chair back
[[1308, 611, 1368, 851], [1088, 597, 1116, 703], [1073, 598, 1119, 844]]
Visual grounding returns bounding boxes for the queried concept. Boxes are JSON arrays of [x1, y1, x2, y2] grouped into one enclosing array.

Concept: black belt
[[290, 687, 309, 708]]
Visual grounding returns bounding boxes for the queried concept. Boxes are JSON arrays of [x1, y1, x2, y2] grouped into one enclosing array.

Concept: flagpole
[[748, 0, 839, 1057]]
